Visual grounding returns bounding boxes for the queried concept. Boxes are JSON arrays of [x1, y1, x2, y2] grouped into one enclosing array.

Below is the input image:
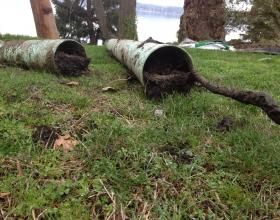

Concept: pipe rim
[[53, 39, 87, 73], [142, 45, 193, 84]]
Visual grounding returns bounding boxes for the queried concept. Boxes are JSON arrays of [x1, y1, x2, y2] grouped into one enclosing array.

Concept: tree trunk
[[30, 0, 59, 39], [87, 0, 96, 44], [92, 0, 111, 39], [246, 0, 280, 47], [118, 0, 137, 39], [178, 0, 226, 42]]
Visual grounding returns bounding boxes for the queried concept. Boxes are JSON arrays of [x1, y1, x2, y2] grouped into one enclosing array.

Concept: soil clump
[[32, 125, 61, 148], [55, 52, 90, 77]]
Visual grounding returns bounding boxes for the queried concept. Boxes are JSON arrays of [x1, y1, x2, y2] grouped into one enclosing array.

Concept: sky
[[0, 0, 239, 42], [0, 1, 37, 36], [138, 0, 184, 7], [0, 0, 184, 37]]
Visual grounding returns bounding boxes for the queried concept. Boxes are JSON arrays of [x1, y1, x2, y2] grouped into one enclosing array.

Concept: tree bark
[[246, 0, 280, 46], [87, 0, 96, 44], [92, 0, 111, 39], [118, 0, 137, 39], [30, 0, 59, 39], [178, 0, 226, 42]]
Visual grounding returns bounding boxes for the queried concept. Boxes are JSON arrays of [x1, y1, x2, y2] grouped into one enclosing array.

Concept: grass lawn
[[0, 43, 279, 219]]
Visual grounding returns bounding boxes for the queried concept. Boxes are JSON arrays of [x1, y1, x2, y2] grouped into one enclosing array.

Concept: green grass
[[0, 34, 38, 41], [0, 43, 280, 219]]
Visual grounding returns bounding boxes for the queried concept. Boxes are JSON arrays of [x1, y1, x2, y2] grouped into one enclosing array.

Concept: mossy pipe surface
[[105, 39, 193, 85], [0, 39, 87, 74], [0, 40, 4, 48]]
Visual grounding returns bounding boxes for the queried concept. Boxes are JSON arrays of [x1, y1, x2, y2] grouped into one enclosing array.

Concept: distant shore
[[137, 3, 183, 18]]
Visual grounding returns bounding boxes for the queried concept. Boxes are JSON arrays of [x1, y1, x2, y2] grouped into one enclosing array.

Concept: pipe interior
[[55, 41, 86, 57], [143, 46, 193, 76], [54, 41, 90, 76], [143, 46, 194, 99]]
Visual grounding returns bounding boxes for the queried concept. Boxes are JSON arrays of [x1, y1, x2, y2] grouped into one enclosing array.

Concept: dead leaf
[[66, 81, 79, 86], [59, 80, 79, 87], [0, 192, 10, 199], [53, 134, 79, 152], [102, 87, 117, 93], [16, 160, 24, 177]]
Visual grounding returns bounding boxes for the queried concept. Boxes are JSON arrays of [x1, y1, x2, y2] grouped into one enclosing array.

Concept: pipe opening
[[143, 46, 194, 100], [54, 41, 90, 76]]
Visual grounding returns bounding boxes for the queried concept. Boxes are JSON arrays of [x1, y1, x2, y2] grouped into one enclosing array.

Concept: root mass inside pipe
[[54, 41, 90, 76], [55, 52, 90, 76], [143, 47, 194, 99], [144, 71, 195, 100]]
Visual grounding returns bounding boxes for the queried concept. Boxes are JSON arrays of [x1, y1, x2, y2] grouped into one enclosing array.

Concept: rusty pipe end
[[54, 40, 86, 58], [143, 46, 193, 81], [143, 46, 194, 99], [53, 40, 90, 76]]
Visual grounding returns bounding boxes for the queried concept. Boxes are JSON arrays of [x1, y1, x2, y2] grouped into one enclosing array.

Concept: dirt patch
[[160, 141, 194, 164], [4, 92, 19, 103], [32, 125, 61, 148], [55, 52, 90, 77], [216, 117, 247, 132], [217, 116, 235, 132], [203, 162, 216, 172], [201, 200, 214, 212]]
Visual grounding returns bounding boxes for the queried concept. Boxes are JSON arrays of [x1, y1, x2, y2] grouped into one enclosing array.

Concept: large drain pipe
[[105, 38, 193, 85], [0, 39, 90, 76], [0, 40, 4, 48], [106, 39, 280, 125]]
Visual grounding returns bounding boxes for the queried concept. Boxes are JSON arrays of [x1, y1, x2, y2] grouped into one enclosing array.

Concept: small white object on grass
[[102, 87, 118, 92], [154, 109, 164, 117]]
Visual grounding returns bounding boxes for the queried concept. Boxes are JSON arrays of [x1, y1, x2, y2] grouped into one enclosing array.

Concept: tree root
[[191, 71, 280, 125]]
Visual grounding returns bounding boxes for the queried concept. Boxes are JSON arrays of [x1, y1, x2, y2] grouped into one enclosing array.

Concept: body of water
[[137, 13, 180, 43], [137, 12, 242, 43]]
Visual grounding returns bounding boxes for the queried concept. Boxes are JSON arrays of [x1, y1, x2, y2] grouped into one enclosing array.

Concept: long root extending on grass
[[191, 71, 280, 125], [144, 69, 280, 125]]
